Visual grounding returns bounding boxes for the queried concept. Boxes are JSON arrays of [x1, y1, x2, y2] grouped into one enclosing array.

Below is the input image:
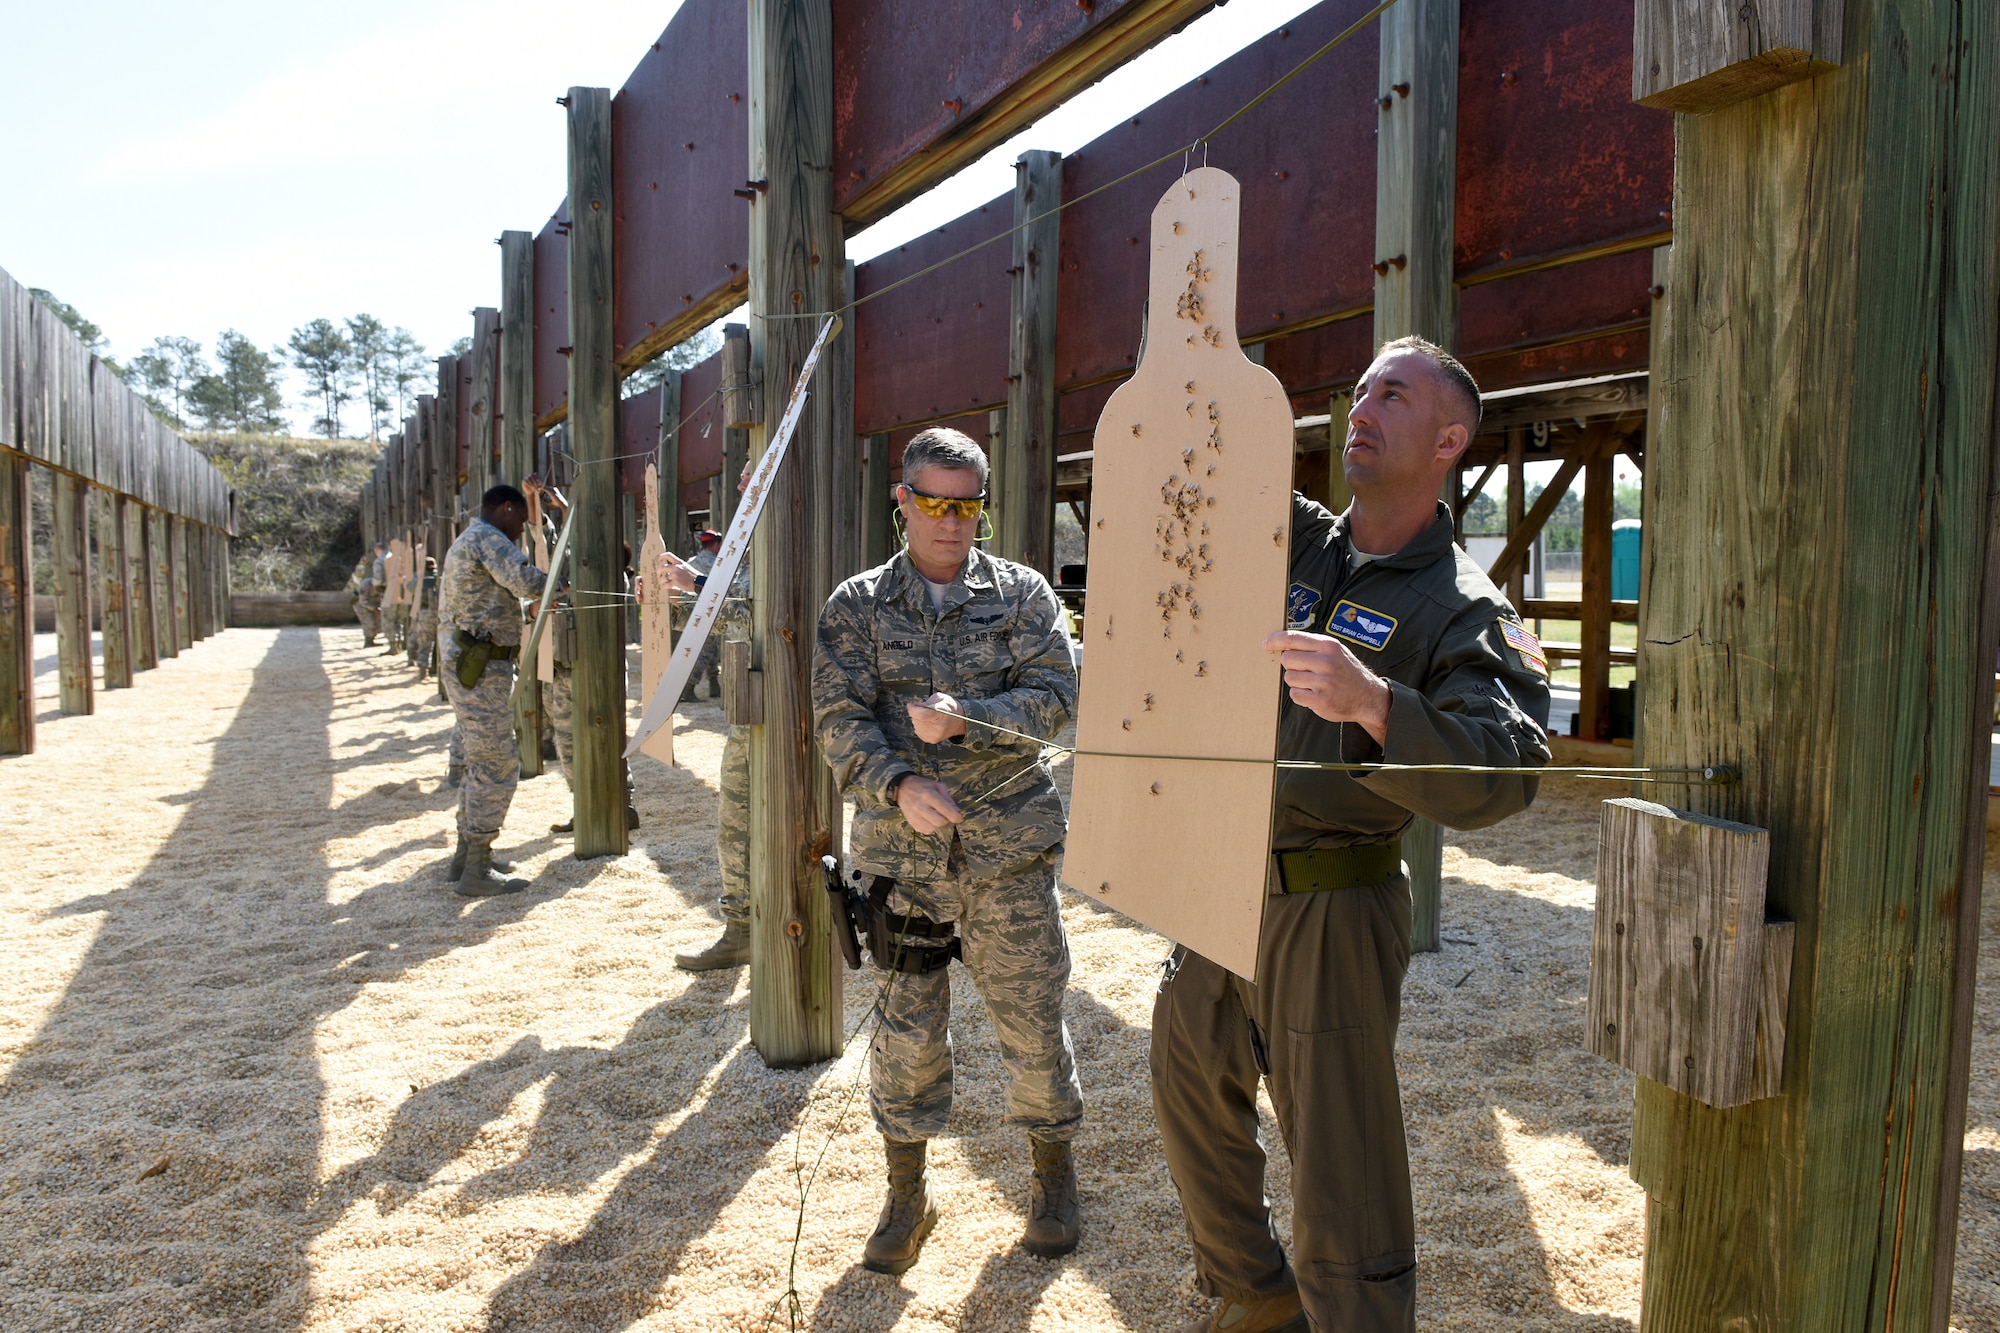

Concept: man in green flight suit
[[812, 427, 1085, 1274], [1154, 338, 1553, 1333]]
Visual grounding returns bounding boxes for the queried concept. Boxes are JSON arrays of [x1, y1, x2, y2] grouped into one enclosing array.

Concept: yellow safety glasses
[[900, 484, 987, 522]]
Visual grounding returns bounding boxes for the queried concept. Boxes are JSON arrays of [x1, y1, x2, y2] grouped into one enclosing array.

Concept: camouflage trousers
[[693, 634, 723, 698], [388, 603, 410, 650], [870, 844, 1083, 1143], [441, 643, 520, 840], [547, 661, 635, 803], [354, 594, 380, 639], [717, 725, 749, 926], [410, 608, 438, 670]]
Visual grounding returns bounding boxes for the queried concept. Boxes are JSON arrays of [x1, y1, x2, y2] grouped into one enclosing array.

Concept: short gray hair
[[901, 427, 989, 489]]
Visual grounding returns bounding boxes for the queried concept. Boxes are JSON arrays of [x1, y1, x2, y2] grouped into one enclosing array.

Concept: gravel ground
[[2, 626, 1995, 1331]]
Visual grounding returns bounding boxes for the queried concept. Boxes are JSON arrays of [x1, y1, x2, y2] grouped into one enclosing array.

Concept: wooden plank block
[[1587, 798, 1777, 1109], [721, 639, 762, 726], [1578, 445, 1614, 739], [1634, 0, 1842, 115], [1063, 166, 1291, 982], [129, 502, 157, 671], [500, 231, 535, 486], [1750, 918, 1795, 1101], [0, 268, 16, 451], [637, 461, 673, 750], [1520, 598, 1640, 622]]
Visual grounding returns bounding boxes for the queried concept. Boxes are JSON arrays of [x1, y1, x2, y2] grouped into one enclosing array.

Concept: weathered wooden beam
[[657, 369, 682, 557], [1476, 373, 1649, 438], [1633, 0, 1843, 115], [835, 0, 1216, 229], [1578, 447, 1614, 741], [128, 502, 156, 672], [500, 231, 536, 487], [98, 490, 130, 689], [1326, 390, 1354, 514], [748, 0, 844, 1066], [51, 471, 93, 715], [1484, 433, 1605, 587], [860, 431, 891, 568], [1521, 598, 1640, 623], [1632, 4, 1998, 1327], [1002, 148, 1061, 574], [721, 426, 747, 531], [565, 85, 628, 861], [1505, 424, 1526, 608], [469, 307, 501, 503], [171, 515, 192, 652], [1375, 0, 1459, 955], [1454, 459, 1500, 521], [433, 358, 460, 538], [0, 451, 31, 753]]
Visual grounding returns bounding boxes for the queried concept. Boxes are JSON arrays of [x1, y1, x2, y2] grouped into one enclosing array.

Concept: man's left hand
[[658, 551, 699, 592], [1263, 630, 1392, 744], [909, 692, 969, 743]]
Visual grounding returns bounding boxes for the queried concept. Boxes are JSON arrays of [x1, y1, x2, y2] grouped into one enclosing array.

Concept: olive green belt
[[1274, 843, 1404, 894], [453, 630, 518, 660]]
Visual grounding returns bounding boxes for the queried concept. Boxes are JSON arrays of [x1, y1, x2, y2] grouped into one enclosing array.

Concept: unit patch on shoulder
[[1500, 619, 1548, 678], [1325, 600, 1397, 652], [1285, 583, 1322, 631]]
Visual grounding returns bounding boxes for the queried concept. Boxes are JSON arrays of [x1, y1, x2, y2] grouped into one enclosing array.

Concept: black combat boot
[[1022, 1137, 1081, 1258], [673, 918, 749, 971], [862, 1137, 938, 1275]]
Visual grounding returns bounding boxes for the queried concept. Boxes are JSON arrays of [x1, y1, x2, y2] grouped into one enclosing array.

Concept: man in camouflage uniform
[[347, 542, 386, 646], [408, 556, 439, 675], [438, 483, 550, 896], [533, 492, 639, 837], [811, 427, 1083, 1274], [687, 529, 724, 701], [371, 542, 398, 654]]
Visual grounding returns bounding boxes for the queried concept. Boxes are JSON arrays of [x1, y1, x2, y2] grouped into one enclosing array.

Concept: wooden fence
[[0, 265, 236, 755]]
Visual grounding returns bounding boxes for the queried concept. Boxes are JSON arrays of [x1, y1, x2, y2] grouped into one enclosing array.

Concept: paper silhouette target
[[1061, 167, 1291, 981]]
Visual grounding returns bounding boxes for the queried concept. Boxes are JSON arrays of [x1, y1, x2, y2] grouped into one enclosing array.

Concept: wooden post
[[434, 359, 460, 538], [720, 426, 747, 530], [1578, 437, 1614, 741], [51, 472, 93, 715], [129, 503, 156, 671], [171, 515, 192, 653], [1326, 390, 1354, 514], [657, 369, 683, 554], [564, 86, 628, 860], [986, 406, 1007, 549], [1631, 3, 1998, 1328], [1002, 149, 1061, 574], [1505, 424, 1525, 609], [747, 0, 844, 1066], [500, 231, 535, 486], [470, 308, 501, 500], [860, 432, 891, 568], [0, 451, 31, 754], [1375, 0, 1458, 954], [98, 490, 130, 689]]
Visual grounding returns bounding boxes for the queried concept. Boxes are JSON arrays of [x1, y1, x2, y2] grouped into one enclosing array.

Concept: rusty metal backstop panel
[[1454, 0, 1673, 280], [618, 384, 661, 500], [533, 210, 570, 427], [612, 0, 751, 372], [853, 191, 1012, 436], [1056, 6, 1379, 395], [677, 351, 725, 484], [832, 0, 1216, 224]]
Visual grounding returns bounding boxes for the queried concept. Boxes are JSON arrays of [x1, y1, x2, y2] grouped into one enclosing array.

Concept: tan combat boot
[[447, 838, 515, 882], [862, 1137, 938, 1275], [1021, 1137, 1081, 1258], [674, 918, 750, 971], [1173, 1291, 1307, 1333], [453, 841, 528, 897]]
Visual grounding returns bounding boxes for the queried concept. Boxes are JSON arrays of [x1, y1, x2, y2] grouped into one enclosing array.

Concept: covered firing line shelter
[[357, 2, 2000, 1329]]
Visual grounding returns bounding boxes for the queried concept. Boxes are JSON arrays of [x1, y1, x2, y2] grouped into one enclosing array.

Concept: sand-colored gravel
[[3, 626, 1996, 1331]]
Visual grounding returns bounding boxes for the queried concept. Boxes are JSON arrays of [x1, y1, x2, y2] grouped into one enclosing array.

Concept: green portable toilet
[[1611, 520, 1642, 600]]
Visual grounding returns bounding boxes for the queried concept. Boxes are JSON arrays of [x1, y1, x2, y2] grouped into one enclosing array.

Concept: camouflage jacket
[[813, 547, 1077, 881], [675, 550, 751, 642], [439, 518, 547, 650]]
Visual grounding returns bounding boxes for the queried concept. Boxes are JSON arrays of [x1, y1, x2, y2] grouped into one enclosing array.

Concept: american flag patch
[[1500, 619, 1548, 677]]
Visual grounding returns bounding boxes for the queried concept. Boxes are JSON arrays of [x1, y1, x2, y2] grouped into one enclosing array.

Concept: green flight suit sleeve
[[955, 576, 1077, 755], [1344, 608, 1552, 830]]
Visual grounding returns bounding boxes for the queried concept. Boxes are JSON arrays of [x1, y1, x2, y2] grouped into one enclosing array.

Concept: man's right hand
[[895, 775, 964, 835]]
